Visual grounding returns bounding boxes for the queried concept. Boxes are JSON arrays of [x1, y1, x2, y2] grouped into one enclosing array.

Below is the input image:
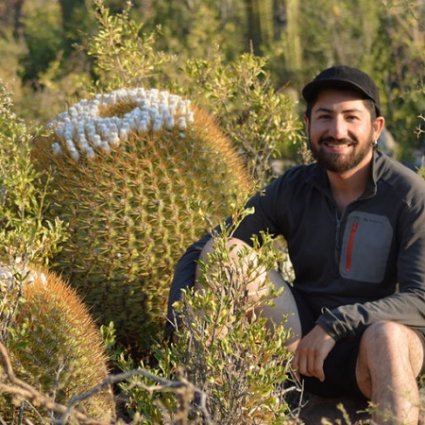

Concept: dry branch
[[0, 340, 103, 424], [0, 340, 212, 424]]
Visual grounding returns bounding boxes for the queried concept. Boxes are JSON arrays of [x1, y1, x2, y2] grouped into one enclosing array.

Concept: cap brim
[[302, 79, 370, 102]]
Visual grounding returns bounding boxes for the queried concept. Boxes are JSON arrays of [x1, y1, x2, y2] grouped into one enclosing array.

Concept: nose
[[328, 115, 349, 140]]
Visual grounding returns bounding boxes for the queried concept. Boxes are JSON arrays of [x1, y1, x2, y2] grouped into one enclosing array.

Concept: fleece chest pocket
[[340, 212, 393, 283]]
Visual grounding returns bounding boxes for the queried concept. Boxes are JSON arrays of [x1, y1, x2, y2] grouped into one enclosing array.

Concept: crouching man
[[168, 66, 425, 424]]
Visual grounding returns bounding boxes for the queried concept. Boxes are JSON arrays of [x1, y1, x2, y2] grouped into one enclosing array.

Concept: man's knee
[[360, 322, 423, 358], [361, 321, 406, 351], [195, 237, 267, 297], [359, 321, 423, 370], [194, 237, 301, 340], [357, 322, 403, 398], [356, 321, 424, 397]]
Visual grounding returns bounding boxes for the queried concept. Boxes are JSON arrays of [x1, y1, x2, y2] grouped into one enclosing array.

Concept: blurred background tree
[[0, 0, 423, 168]]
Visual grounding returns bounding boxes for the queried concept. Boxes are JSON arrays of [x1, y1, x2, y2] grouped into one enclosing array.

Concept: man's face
[[306, 89, 384, 174]]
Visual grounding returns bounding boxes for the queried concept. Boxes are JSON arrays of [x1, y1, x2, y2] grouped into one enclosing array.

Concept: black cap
[[302, 65, 381, 116]]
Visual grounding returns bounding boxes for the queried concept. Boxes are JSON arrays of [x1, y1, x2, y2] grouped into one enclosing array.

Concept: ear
[[373, 116, 385, 141]]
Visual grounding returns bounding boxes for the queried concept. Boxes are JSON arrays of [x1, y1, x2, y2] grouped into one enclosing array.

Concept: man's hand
[[292, 325, 335, 382]]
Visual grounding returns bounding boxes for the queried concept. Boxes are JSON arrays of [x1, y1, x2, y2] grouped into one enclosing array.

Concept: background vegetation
[[1, 0, 424, 167], [0, 0, 424, 423]]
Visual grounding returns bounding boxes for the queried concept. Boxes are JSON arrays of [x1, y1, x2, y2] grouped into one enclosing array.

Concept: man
[[167, 65, 425, 424]]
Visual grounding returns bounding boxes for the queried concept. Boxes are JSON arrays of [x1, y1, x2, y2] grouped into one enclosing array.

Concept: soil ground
[[298, 390, 425, 424], [298, 393, 370, 424]]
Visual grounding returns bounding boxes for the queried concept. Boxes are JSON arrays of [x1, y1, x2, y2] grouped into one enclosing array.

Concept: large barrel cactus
[[1, 265, 115, 422], [32, 88, 252, 355]]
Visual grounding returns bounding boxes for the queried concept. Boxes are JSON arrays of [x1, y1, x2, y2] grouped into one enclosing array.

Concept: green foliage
[[33, 93, 252, 357], [0, 32, 26, 100], [19, 1, 63, 83], [19, 0, 94, 85], [365, 0, 425, 160], [183, 51, 304, 184], [140, 0, 247, 61], [298, 0, 381, 79], [0, 266, 115, 422], [58, 0, 94, 56], [117, 214, 298, 423], [0, 263, 26, 347], [87, 0, 175, 91], [0, 82, 65, 265]]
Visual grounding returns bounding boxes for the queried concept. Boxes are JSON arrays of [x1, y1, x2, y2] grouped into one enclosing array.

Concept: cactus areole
[[34, 88, 251, 357]]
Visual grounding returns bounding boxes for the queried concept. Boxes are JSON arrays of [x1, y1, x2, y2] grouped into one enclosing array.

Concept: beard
[[309, 132, 375, 173]]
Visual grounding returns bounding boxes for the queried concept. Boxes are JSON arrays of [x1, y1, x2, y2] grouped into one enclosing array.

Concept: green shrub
[[183, 51, 304, 184], [117, 213, 298, 423], [0, 81, 65, 266], [19, 1, 63, 84], [87, 0, 175, 92]]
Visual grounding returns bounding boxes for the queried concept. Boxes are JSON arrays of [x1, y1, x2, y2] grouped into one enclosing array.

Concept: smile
[[321, 141, 356, 153]]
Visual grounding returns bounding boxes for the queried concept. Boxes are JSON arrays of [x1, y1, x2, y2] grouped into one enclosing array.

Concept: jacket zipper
[[345, 220, 359, 272]]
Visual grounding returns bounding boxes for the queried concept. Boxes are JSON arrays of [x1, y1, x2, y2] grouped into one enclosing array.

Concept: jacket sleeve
[[317, 196, 425, 340], [165, 232, 212, 337]]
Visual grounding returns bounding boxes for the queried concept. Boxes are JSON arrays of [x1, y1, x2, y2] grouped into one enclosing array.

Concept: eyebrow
[[314, 107, 364, 114]]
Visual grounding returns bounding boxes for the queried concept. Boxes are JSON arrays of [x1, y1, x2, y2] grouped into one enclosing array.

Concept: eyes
[[314, 113, 361, 122]]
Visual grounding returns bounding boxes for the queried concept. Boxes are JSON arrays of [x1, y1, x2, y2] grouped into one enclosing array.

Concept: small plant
[[118, 212, 300, 424], [0, 81, 65, 266], [87, 0, 175, 92]]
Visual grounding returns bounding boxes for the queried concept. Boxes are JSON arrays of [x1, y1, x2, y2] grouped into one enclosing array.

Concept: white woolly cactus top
[[47, 88, 195, 162]]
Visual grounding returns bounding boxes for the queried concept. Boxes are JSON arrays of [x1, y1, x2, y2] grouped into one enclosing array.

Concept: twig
[[0, 340, 212, 425], [59, 368, 212, 425], [18, 401, 25, 425]]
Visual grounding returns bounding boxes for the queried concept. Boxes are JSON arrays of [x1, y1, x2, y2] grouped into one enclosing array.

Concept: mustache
[[318, 136, 358, 145]]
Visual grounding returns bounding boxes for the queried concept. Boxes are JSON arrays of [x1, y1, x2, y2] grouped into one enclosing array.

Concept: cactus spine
[[33, 88, 252, 356]]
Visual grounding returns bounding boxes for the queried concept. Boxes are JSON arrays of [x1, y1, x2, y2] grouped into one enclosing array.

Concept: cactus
[[0, 265, 115, 422], [32, 88, 252, 356], [246, 0, 274, 54], [283, 0, 302, 73]]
